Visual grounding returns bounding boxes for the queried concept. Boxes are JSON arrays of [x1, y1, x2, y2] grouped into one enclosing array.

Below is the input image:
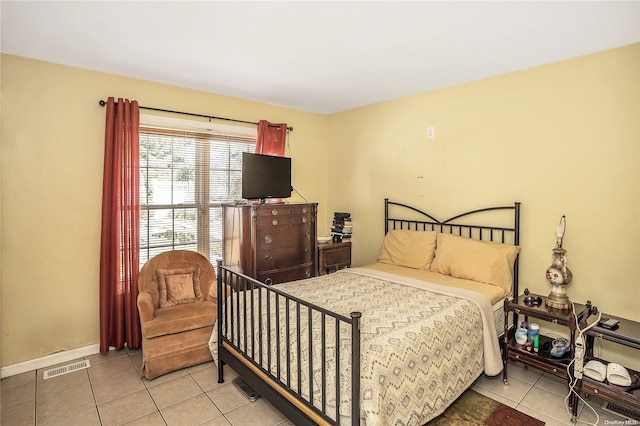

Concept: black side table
[[503, 293, 588, 421]]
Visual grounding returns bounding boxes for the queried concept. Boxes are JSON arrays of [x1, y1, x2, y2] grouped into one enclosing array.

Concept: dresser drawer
[[257, 263, 314, 285], [323, 246, 351, 265], [257, 246, 312, 270], [255, 205, 313, 217], [256, 214, 312, 228], [257, 225, 312, 249]]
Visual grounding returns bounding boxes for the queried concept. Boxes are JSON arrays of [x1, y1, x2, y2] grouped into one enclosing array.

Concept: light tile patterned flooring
[[1, 347, 633, 425]]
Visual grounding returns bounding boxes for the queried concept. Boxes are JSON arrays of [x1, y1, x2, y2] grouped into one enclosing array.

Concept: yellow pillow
[[377, 230, 437, 270], [430, 233, 520, 293], [156, 267, 204, 308]]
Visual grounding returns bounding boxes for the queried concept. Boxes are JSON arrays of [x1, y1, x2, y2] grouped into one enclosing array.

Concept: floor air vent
[[43, 360, 91, 380], [601, 400, 640, 421]]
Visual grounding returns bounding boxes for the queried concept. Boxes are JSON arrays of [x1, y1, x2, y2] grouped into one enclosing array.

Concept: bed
[[210, 199, 521, 425]]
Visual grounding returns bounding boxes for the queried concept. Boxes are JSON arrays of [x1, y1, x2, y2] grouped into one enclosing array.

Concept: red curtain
[[255, 119, 287, 156], [100, 97, 141, 352]]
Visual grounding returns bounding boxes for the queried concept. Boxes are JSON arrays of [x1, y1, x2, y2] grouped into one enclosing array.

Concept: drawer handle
[[272, 219, 278, 225], [304, 248, 309, 253], [271, 209, 278, 216], [302, 217, 307, 223], [305, 231, 310, 239], [265, 235, 272, 244], [264, 254, 272, 260], [265, 277, 273, 285], [305, 270, 311, 277], [302, 207, 307, 213], [553, 368, 557, 373], [515, 355, 520, 360]]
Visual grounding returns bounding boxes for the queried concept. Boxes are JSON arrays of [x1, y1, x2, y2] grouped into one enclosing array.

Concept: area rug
[[426, 389, 545, 425]]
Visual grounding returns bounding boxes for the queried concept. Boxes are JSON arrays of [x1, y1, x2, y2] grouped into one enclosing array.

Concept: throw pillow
[[156, 266, 204, 308]]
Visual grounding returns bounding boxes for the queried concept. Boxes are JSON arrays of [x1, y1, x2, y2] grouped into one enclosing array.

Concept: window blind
[[139, 122, 255, 266]]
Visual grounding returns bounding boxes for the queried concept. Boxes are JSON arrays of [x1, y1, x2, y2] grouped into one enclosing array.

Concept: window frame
[[138, 114, 256, 265]]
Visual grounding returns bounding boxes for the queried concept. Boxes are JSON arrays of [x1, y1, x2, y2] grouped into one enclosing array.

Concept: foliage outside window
[[139, 118, 255, 267]]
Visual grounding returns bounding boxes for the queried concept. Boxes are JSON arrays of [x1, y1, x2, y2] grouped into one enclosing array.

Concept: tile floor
[[473, 361, 636, 426], [1, 347, 634, 426]]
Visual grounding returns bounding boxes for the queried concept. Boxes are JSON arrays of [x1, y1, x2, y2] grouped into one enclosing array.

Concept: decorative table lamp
[[545, 215, 573, 310]]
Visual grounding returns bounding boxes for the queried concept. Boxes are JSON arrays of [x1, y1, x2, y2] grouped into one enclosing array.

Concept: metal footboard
[[216, 261, 361, 426]]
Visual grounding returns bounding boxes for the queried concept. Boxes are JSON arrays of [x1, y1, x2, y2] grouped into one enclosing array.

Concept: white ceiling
[[2, 1, 640, 114]]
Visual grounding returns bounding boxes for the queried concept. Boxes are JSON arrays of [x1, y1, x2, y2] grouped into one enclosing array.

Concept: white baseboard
[[1, 344, 102, 379]]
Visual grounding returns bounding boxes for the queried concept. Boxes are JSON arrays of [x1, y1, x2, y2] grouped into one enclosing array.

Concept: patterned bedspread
[[209, 267, 502, 426]]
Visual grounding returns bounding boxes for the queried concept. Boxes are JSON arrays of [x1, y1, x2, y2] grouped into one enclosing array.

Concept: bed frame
[[216, 199, 521, 425], [384, 198, 521, 304]]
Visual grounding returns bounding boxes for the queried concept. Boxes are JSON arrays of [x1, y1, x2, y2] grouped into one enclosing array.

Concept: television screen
[[242, 152, 292, 201]]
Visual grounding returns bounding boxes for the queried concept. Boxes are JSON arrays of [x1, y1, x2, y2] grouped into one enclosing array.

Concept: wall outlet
[[427, 127, 435, 139]]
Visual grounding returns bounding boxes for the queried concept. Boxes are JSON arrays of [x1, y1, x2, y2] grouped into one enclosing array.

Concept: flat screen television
[[242, 152, 292, 202]]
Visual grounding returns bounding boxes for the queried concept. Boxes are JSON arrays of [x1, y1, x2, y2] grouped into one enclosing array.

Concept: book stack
[[331, 212, 352, 242]]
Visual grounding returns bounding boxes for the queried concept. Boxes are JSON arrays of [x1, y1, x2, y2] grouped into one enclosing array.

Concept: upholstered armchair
[[137, 250, 217, 380]]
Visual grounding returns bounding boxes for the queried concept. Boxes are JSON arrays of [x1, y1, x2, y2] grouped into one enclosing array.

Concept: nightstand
[[317, 241, 351, 275], [503, 292, 588, 421], [579, 312, 640, 418]]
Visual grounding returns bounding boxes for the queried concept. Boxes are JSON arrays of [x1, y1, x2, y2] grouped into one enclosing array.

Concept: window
[[139, 116, 256, 266]]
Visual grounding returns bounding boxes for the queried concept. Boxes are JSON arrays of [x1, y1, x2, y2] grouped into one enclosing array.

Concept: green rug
[[427, 389, 545, 425]]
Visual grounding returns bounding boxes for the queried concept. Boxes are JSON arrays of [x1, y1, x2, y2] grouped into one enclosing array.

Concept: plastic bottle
[[527, 323, 539, 342]]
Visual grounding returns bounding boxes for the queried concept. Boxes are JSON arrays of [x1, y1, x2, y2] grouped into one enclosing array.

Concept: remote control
[[599, 318, 619, 329]]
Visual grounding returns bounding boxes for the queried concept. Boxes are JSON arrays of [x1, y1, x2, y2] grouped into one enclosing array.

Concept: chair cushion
[[156, 267, 204, 307], [142, 300, 216, 339]]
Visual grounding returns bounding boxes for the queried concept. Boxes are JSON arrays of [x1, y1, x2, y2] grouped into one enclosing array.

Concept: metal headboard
[[384, 198, 521, 303]]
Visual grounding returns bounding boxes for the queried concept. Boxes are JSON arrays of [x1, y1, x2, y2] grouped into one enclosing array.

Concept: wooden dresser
[[222, 202, 318, 285]]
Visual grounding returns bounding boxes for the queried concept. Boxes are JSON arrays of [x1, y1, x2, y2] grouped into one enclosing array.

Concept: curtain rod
[[98, 100, 293, 131]]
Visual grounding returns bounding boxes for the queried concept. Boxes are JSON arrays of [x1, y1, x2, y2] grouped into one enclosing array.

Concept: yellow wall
[[2, 43, 639, 370], [0, 54, 329, 366], [327, 43, 640, 368]]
